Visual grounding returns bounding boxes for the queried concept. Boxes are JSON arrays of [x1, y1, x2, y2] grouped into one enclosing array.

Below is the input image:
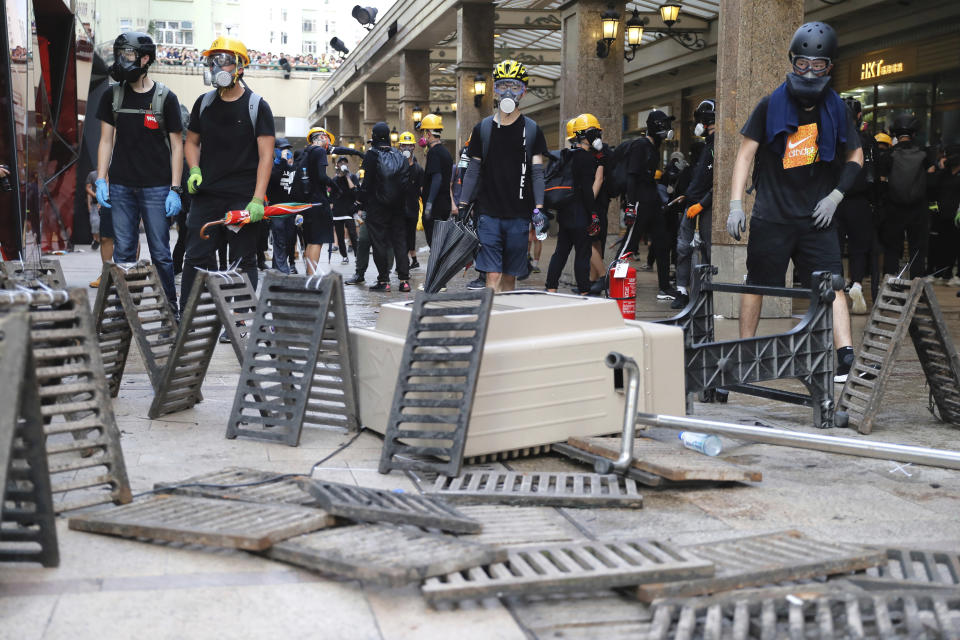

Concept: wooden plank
[[268, 523, 507, 587], [567, 436, 762, 483], [68, 494, 335, 551], [423, 539, 714, 606], [637, 530, 886, 602]]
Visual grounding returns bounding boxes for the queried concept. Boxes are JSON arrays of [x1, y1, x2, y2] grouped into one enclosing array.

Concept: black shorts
[[302, 204, 333, 245], [746, 217, 843, 288], [99, 207, 114, 239]]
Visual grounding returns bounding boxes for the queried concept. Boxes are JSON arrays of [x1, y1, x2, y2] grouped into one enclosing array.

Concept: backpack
[[111, 81, 172, 149], [374, 147, 408, 206], [606, 138, 639, 199], [888, 145, 927, 205], [543, 149, 576, 210], [288, 150, 312, 202]]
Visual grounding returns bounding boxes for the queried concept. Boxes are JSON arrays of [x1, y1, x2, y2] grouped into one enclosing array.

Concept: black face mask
[[785, 72, 831, 109], [110, 57, 147, 84]]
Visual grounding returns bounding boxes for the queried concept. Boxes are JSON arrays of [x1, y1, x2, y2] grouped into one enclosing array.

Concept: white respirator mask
[[694, 123, 705, 137]]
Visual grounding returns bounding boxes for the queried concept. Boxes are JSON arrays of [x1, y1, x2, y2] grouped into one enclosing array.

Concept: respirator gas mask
[[494, 79, 525, 115], [786, 56, 832, 108], [580, 128, 603, 152], [110, 46, 148, 84], [203, 52, 239, 89]]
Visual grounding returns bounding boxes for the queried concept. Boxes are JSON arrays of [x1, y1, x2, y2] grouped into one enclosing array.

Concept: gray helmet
[[788, 22, 838, 61]]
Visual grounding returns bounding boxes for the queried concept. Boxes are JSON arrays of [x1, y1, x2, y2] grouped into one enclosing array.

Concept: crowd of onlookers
[[154, 45, 342, 71]]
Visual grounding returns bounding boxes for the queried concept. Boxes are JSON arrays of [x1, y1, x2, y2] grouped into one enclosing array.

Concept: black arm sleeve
[[836, 161, 862, 195], [425, 172, 442, 208]]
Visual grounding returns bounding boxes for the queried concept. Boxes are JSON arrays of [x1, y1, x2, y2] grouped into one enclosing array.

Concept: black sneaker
[[218, 329, 231, 344], [369, 281, 391, 292], [466, 276, 486, 290], [410, 258, 420, 269], [398, 281, 411, 293], [670, 293, 689, 310], [657, 289, 678, 301], [834, 351, 855, 383], [341, 257, 349, 265], [345, 274, 365, 285], [91, 240, 100, 250]]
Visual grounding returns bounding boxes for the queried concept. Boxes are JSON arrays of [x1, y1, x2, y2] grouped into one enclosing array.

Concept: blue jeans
[[110, 184, 177, 310]]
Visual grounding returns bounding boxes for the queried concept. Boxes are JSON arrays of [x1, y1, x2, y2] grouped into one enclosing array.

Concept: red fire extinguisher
[[608, 252, 637, 320]]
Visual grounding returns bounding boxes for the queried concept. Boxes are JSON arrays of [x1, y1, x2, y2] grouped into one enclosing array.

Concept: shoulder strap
[[522, 116, 538, 166], [198, 90, 218, 121], [111, 84, 123, 117], [480, 116, 494, 164], [248, 92, 261, 132], [151, 81, 167, 132]]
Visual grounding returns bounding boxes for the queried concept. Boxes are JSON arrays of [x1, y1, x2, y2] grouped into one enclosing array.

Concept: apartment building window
[[281, 32, 288, 45], [303, 40, 316, 54], [281, 10, 288, 22], [155, 21, 193, 46], [119, 18, 132, 33], [303, 19, 316, 33]]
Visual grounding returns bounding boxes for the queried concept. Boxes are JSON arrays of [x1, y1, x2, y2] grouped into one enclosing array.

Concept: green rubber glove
[[954, 207, 960, 228], [246, 197, 265, 223], [187, 167, 203, 194], [928, 201, 940, 215]]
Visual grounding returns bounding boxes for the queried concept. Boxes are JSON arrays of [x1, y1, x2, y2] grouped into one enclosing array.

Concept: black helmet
[[371, 121, 391, 145], [646, 109, 675, 135], [842, 97, 862, 115], [694, 99, 716, 125], [891, 113, 921, 137], [788, 22, 838, 61], [110, 31, 155, 83]]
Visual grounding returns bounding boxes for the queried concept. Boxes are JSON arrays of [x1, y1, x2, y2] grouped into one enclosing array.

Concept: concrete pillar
[[339, 102, 361, 146], [324, 115, 340, 139], [712, 0, 803, 317], [398, 50, 430, 135], [455, 3, 495, 151], [560, 0, 625, 235], [363, 82, 389, 137]]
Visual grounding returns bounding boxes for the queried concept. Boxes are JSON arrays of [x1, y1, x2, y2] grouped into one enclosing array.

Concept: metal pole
[[636, 413, 960, 471]]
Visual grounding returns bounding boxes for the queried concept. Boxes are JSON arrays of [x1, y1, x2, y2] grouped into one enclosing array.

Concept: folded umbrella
[[424, 218, 480, 293], [200, 202, 312, 239]]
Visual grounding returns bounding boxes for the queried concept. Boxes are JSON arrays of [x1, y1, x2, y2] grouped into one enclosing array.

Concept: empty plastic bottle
[[679, 431, 722, 457], [532, 208, 547, 241]]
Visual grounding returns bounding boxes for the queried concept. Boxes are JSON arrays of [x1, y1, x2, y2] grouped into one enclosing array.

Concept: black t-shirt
[[267, 158, 296, 203], [423, 143, 452, 215], [560, 149, 598, 229], [95, 82, 182, 187], [741, 96, 860, 224], [467, 115, 549, 219], [625, 137, 660, 206], [304, 145, 329, 201], [406, 160, 424, 219], [188, 88, 275, 198]]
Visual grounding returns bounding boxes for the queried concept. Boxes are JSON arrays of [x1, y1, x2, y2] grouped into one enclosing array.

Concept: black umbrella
[[423, 215, 479, 293]]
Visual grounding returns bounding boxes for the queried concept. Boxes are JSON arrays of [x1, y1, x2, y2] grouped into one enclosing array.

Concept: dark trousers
[[271, 216, 296, 273], [181, 193, 260, 315], [882, 203, 928, 278], [836, 194, 874, 284], [546, 225, 592, 293], [676, 208, 712, 292], [404, 215, 418, 254], [367, 207, 409, 282], [624, 201, 671, 291], [354, 221, 377, 278], [334, 218, 358, 257], [172, 209, 188, 275]]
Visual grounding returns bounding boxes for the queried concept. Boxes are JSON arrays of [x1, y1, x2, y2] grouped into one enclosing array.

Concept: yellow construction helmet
[[573, 113, 602, 136], [655, 169, 663, 180], [202, 36, 250, 66], [493, 59, 529, 85], [398, 131, 416, 145], [307, 127, 335, 145], [565, 118, 577, 141], [420, 113, 443, 131], [875, 132, 892, 145]]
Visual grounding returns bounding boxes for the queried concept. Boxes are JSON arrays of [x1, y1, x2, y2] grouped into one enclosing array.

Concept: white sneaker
[[848, 282, 867, 315], [949, 276, 960, 287]]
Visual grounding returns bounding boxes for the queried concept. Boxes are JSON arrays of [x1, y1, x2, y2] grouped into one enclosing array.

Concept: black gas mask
[[110, 45, 148, 84]]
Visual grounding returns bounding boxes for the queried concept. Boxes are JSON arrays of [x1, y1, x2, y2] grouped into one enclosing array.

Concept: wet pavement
[[4, 229, 960, 639]]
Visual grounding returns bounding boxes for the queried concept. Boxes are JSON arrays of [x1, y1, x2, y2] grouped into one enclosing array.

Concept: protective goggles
[[118, 46, 139, 62], [493, 79, 525, 94], [207, 52, 238, 68], [791, 56, 831, 75]]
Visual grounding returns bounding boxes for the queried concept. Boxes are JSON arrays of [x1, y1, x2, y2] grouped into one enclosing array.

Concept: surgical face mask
[[402, 150, 411, 159], [694, 123, 705, 137], [785, 72, 832, 109]]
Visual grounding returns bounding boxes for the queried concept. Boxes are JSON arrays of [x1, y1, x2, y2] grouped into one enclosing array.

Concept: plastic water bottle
[[679, 431, 722, 457], [532, 208, 547, 241]]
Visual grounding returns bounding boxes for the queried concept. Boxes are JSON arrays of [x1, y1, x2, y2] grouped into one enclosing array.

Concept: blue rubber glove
[[165, 190, 181, 218], [95, 178, 111, 208]]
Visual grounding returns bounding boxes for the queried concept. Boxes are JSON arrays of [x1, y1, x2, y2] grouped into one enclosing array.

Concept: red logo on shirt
[[144, 114, 159, 130]]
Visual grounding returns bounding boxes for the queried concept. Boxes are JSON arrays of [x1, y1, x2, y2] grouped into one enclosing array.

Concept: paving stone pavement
[[3, 232, 960, 639]]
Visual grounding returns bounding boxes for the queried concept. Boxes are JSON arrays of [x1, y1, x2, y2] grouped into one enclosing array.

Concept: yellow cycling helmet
[[493, 59, 529, 85], [398, 131, 416, 145], [565, 118, 577, 141], [202, 36, 250, 67], [874, 132, 892, 146], [573, 113, 602, 136], [307, 127, 335, 145], [420, 113, 443, 131]]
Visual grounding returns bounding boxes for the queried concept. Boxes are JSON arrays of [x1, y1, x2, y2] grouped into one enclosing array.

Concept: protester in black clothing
[[941, 146, 960, 283], [397, 132, 423, 268], [545, 119, 603, 295], [880, 113, 938, 279], [299, 127, 340, 274], [357, 122, 411, 292], [181, 37, 275, 314], [331, 155, 359, 265], [623, 110, 676, 300], [834, 98, 877, 314], [726, 21, 861, 384], [267, 137, 297, 273], [459, 59, 547, 293], [673, 100, 716, 310], [420, 115, 453, 252]]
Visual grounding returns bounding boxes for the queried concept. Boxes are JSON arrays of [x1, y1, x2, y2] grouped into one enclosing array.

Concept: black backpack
[[374, 147, 408, 206], [289, 150, 312, 202], [544, 149, 576, 210], [606, 138, 638, 200], [888, 145, 927, 205]]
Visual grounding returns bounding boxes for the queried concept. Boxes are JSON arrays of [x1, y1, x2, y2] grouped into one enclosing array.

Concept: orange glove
[[686, 202, 703, 219]]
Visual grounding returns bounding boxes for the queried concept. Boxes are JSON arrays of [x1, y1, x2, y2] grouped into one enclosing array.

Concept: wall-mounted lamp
[[624, 9, 647, 62], [473, 73, 486, 108], [390, 127, 398, 144], [450, 102, 457, 112], [412, 105, 423, 123], [596, 4, 620, 59], [659, 2, 681, 28]]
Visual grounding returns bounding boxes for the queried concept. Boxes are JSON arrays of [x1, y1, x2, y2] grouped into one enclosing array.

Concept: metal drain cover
[[426, 471, 642, 508]]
